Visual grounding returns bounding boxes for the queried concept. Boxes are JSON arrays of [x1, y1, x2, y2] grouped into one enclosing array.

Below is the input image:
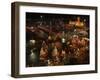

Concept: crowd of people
[[26, 15, 89, 67]]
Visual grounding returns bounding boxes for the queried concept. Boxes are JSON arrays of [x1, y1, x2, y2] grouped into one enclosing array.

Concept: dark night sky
[[26, 12, 89, 26], [26, 12, 89, 20]]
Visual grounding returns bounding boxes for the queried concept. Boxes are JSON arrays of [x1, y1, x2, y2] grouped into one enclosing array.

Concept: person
[[39, 41, 48, 66]]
